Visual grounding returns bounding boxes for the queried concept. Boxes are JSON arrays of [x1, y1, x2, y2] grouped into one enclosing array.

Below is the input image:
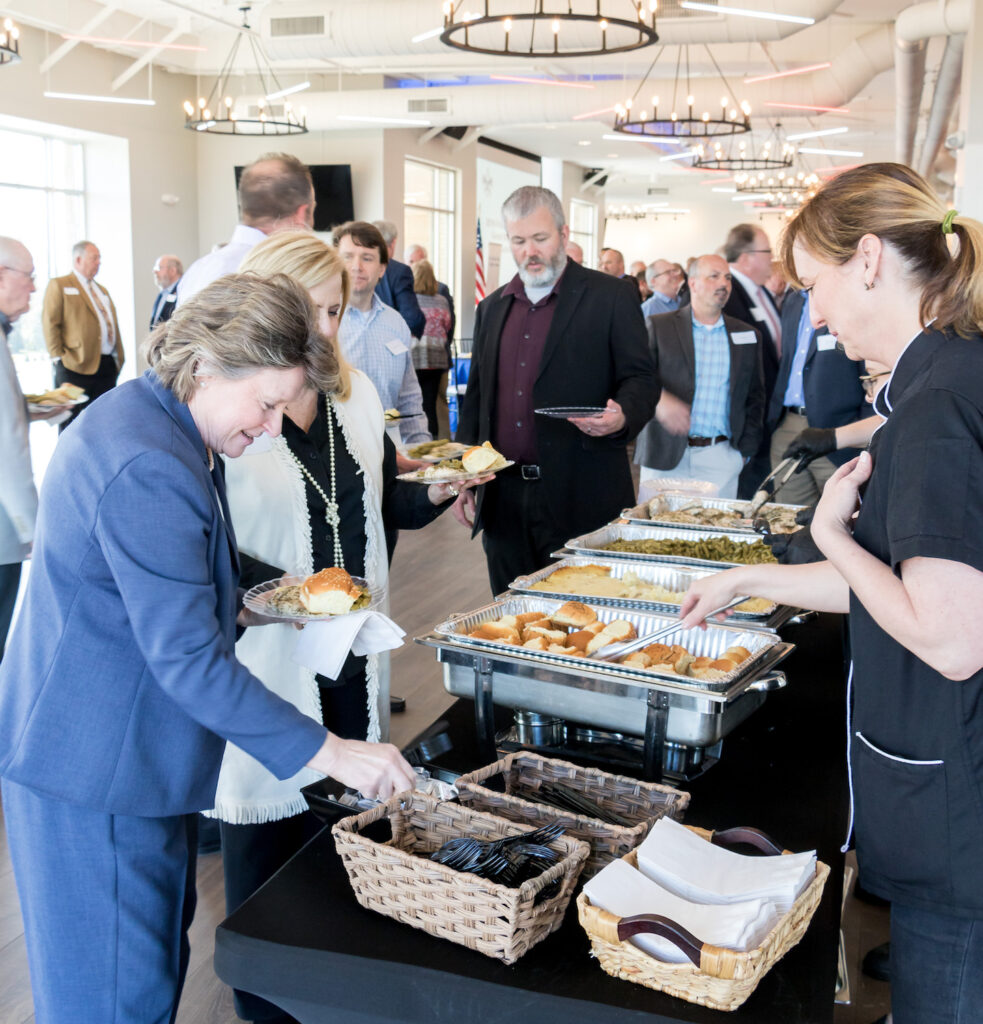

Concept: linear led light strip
[[266, 82, 311, 101], [680, 2, 815, 25], [573, 105, 618, 121], [743, 62, 830, 84], [766, 101, 850, 113], [660, 150, 697, 162], [44, 91, 156, 106], [785, 126, 849, 141], [601, 133, 683, 146], [797, 146, 864, 157], [490, 75, 594, 89], [60, 33, 206, 51]]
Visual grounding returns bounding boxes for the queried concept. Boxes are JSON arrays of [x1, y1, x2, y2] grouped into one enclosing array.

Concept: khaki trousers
[[769, 411, 836, 505]]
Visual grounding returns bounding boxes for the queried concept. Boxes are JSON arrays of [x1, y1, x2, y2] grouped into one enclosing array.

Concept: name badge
[[750, 305, 766, 321], [731, 331, 757, 346], [386, 340, 409, 356], [64, 287, 80, 295], [816, 333, 836, 351], [164, 293, 176, 303]]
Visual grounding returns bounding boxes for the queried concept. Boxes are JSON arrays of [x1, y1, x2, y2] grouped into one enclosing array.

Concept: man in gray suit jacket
[[634, 255, 765, 499]]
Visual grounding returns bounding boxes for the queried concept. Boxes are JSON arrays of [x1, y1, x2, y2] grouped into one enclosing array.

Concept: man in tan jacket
[[42, 240, 124, 429]]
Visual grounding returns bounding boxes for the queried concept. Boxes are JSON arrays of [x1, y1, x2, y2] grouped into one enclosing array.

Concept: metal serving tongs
[[592, 597, 750, 662], [745, 455, 808, 520]]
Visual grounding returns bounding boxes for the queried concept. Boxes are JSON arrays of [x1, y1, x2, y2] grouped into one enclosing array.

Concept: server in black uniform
[[680, 163, 983, 1024]]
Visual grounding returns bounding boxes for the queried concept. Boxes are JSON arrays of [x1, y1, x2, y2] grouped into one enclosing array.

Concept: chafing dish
[[620, 493, 806, 534], [508, 556, 799, 632]]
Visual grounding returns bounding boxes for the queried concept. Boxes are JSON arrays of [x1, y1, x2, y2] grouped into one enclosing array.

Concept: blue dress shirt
[[641, 292, 681, 319], [782, 292, 814, 409], [690, 314, 732, 439]]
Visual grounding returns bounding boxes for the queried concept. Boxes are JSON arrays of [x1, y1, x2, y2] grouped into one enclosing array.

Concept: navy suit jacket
[[150, 279, 180, 330], [0, 371, 325, 815], [376, 259, 425, 338], [767, 290, 868, 467], [724, 276, 781, 404]]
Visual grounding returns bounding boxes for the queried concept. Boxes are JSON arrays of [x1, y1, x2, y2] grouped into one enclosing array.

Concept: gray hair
[[144, 272, 334, 402], [0, 236, 29, 267], [722, 224, 759, 263], [501, 186, 565, 231], [157, 254, 184, 275], [72, 240, 96, 260], [373, 220, 398, 246]]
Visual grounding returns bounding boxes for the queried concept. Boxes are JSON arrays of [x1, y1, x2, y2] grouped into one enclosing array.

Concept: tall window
[[403, 158, 457, 333], [0, 127, 86, 374], [569, 199, 598, 269]]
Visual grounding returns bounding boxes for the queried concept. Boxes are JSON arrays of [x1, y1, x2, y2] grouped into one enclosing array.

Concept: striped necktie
[[756, 285, 781, 358], [88, 282, 115, 349]]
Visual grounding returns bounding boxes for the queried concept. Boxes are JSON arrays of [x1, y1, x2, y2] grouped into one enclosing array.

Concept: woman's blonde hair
[[239, 230, 353, 399], [412, 259, 438, 296], [779, 162, 983, 337], [144, 273, 334, 402]]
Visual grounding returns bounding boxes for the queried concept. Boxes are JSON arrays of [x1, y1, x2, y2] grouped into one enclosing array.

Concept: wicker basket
[[332, 791, 590, 964], [576, 830, 829, 1011], [456, 752, 690, 879]]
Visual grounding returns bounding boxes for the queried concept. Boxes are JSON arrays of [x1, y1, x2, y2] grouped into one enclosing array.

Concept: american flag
[[474, 221, 486, 306]]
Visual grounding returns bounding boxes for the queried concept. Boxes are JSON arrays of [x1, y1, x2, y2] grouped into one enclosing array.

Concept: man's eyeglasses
[[1, 265, 35, 282], [747, 249, 773, 255], [859, 371, 889, 397]]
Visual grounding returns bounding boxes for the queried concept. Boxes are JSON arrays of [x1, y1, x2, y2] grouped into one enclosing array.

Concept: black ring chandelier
[[735, 169, 819, 195], [440, 1, 659, 58], [692, 130, 796, 172], [0, 17, 21, 66], [183, 6, 307, 136]]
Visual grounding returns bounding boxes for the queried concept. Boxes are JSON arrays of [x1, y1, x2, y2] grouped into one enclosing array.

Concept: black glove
[[782, 427, 836, 469], [762, 522, 824, 565]]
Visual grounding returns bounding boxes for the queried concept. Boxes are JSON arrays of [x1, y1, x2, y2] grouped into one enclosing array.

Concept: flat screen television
[[234, 163, 355, 232]]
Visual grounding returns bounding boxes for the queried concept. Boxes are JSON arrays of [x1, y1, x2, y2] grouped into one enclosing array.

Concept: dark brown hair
[[331, 221, 389, 264]]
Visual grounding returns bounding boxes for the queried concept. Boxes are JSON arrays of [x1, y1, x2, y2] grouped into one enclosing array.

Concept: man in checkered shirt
[[633, 254, 765, 499]]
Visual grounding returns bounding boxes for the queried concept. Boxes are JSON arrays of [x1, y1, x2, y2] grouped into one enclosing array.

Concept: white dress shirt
[[729, 266, 781, 355], [176, 224, 268, 307], [73, 270, 115, 355]]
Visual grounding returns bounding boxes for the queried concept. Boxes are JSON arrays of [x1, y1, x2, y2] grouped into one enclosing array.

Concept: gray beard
[[517, 252, 567, 288]]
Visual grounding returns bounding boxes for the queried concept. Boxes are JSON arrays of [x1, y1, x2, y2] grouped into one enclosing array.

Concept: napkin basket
[[576, 827, 829, 1011], [456, 752, 690, 879], [332, 791, 589, 964]]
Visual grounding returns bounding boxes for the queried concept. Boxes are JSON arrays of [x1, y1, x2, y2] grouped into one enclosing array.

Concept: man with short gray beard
[[456, 186, 657, 594]]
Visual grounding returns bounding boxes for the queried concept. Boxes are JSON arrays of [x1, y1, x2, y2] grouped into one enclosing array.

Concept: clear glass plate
[[243, 574, 376, 622]]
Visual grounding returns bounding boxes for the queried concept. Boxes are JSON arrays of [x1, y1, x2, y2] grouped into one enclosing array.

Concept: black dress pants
[[55, 355, 118, 431], [0, 560, 22, 663], [415, 368, 445, 438]]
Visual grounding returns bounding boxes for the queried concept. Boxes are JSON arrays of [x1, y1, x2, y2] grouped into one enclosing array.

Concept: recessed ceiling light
[[578, 140, 592, 146], [607, 153, 619, 158]]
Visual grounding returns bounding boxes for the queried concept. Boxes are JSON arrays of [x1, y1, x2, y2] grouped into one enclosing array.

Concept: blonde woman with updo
[[682, 163, 983, 1023], [211, 232, 489, 1024]]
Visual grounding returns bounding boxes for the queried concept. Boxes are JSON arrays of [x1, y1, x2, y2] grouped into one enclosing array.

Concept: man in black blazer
[[373, 220, 425, 338], [634, 255, 765, 499], [457, 186, 657, 595], [149, 254, 182, 329], [765, 288, 870, 504]]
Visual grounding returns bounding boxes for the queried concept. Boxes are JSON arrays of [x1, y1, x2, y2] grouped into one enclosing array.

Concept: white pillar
[[540, 158, 564, 200], [954, 0, 983, 217]]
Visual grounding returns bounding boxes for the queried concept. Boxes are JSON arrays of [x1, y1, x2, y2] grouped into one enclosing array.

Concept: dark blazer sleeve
[[390, 261, 425, 338], [456, 300, 484, 446]]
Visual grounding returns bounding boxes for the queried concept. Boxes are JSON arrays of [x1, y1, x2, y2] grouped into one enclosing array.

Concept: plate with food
[[622, 493, 805, 535], [397, 442, 512, 484], [405, 439, 470, 462], [24, 383, 88, 413], [534, 406, 607, 419], [383, 408, 403, 421], [243, 567, 374, 623]]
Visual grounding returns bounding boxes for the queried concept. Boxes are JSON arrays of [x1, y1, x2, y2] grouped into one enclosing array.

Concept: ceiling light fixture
[[735, 169, 820, 200], [659, 149, 698, 162], [765, 101, 849, 113], [411, 26, 444, 43], [692, 121, 796, 172], [337, 115, 433, 126], [489, 74, 594, 89], [797, 146, 864, 157], [816, 162, 861, 175], [602, 133, 683, 145], [680, 2, 815, 25], [785, 126, 849, 141], [60, 34, 206, 52], [182, 6, 307, 136], [266, 81, 311, 101], [573, 105, 618, 121], [45, 91, 156, 106], [743, 61, 830, 84], [0, 17, 21, 65], [441, 0, 658, 59]]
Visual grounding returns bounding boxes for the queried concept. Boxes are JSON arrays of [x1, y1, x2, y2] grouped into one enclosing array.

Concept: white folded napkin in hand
[[584, 860, 779, 962], [637, 817, 816, 915], [291, 610, 405, 679]]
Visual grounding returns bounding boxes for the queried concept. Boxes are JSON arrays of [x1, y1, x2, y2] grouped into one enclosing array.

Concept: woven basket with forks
[[331, 791, 590, 964]]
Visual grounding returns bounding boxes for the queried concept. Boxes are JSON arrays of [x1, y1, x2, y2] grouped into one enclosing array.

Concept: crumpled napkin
[[291, 610, 405, 679]]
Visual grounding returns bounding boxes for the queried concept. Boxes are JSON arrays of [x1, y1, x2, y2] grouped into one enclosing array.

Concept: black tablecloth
[[215, 615, 849, 1023]]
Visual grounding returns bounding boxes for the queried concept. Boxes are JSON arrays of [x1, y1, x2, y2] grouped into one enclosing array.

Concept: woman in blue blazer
[[0, 273, 415, 1024]]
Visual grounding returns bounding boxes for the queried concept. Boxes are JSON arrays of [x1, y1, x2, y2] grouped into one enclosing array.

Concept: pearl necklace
[[286, 397, 345, 569]]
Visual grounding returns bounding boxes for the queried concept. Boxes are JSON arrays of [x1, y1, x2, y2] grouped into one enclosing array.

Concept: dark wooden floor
[[0, 435, 890, 1024]]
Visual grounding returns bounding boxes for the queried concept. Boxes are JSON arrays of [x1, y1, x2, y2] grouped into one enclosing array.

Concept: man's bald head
[[238, 153, 315, 233], [0, 237, 36, 323], [565, 239, 584, 265]]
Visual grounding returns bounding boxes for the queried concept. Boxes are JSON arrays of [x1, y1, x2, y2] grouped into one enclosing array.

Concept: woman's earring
[[864, 281, 874, 291]]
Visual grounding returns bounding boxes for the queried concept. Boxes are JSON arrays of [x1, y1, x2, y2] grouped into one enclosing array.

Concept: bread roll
[[524, 625, 568, 644], [461, 441, 508, 474], [551, 601, 597, 628], [585, 619, 636, 655], [566, 629, 594, 652], [515, 611, 546, 625], [522, 636, 549, 651], [582, 621, 607, 636], [644, 643, 673, 663], [470, 623, 521, 643], [673, 651, 695, 675], [710, 658, 739, 672], [622, 651, 652, 668], [299, 567, 363, 615], [723, 645, 751, 663]]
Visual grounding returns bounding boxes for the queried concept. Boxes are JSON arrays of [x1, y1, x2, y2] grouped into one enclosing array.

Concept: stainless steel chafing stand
[[415, 597, 794, 782]]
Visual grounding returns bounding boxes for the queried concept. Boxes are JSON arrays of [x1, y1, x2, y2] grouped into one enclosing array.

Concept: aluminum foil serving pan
[[433, 596, 789, 693], [508, 557, 794, 630], [561, 524, 775, 570], [620, 492, 806, 535]]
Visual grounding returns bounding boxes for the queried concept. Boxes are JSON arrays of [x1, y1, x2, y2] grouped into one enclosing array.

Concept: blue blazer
[[375, 258, 425, 339], [0, 371, 325, 816], [767, 290, 868, 467]]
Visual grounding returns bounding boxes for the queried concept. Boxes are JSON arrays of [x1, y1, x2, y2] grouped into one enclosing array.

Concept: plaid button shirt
[[339, 295, 430, 445], [689, 314, 731, 439]]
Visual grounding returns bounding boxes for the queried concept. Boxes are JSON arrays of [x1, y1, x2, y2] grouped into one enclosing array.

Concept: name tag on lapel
[[164, 293, 176, 304], [731, 331, 757, 346], [64, 287, 80, 295], [386, 339, 409, 356], [816, 333, 836, 351], [750, 305, 766, 321]]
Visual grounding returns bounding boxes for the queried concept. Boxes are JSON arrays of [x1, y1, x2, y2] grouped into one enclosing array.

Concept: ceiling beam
[[112, 25, 183, 90], [453, 125, 483, 151], [581, 168, 608, 191], [40, 1, 120, 74], [418, 125, 444, 144]]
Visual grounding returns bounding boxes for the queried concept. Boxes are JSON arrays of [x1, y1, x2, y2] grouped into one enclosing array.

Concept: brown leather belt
[[687, 435, 728, 447]]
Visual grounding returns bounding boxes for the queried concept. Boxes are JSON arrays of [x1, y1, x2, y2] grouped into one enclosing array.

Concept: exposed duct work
[[291, 25, 895, 133], [895, 40, 926, 164], [915, 34, 964, 176]]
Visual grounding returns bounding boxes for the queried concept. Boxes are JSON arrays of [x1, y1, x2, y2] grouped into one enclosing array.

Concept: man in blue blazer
[[373, 219, 425, 338]]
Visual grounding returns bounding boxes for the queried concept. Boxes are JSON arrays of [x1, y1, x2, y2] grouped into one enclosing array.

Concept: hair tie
[[941, 209, 959, 234]]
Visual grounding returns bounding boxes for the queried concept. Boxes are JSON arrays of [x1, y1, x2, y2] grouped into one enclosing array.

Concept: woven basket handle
[[616, 914, 705, 968], [711, 826, 786, 856]]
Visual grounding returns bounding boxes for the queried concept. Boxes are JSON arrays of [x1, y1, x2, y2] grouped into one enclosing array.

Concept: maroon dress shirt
[[493, 272, 564, 465]]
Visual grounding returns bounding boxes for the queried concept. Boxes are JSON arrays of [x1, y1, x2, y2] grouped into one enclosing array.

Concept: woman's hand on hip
[[308, 733, 417, 801]]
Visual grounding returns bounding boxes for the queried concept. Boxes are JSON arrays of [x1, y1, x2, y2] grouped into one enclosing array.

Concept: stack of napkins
[[638, 817, 816, 916], [583, 860, 779, 962]]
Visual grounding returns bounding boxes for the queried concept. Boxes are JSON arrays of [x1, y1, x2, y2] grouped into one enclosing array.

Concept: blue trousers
[[890, 902, 983, 1024], [2, 778, 197, 1024]]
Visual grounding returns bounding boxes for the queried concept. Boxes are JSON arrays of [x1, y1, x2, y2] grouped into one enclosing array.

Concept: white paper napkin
[[291, 610, 405, 679]]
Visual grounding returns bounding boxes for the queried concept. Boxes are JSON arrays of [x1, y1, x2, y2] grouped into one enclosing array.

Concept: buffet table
[[215, 614, 849, 1023]]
